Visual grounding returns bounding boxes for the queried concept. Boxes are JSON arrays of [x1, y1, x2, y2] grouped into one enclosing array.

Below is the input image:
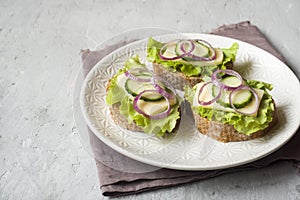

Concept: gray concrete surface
[[0, 0, 300, 199]]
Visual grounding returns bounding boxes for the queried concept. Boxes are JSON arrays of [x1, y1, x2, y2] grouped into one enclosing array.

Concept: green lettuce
[[106, 55, 181, 136], [147, 37, 239, 77], [119, 95, 180, 136], [184, 80, 275, 135]]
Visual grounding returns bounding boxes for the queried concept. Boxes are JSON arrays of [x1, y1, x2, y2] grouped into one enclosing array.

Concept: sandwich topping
[[185, 69, 275, 135], [195, 69, 261, 116], [124, 67, 178, 120], [106, 56, 181, 136], [159, 39, 219, 62], [147, 37, 239, 77]]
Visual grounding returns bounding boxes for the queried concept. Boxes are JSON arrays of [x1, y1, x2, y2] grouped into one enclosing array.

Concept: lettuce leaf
[[106, 56, 145, 105], [105, 71, 126, 105], [147, 37, 239, 77], [119, 95, 180, 136], [106, 55, 181, 136], [185, 80, 275, 135]]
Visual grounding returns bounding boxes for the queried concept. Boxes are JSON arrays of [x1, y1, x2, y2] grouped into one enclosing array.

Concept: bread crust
[[106, 79, 142, 131], [153, 62, 233, 91], [109, 103, 144, 132], [192, 106, 278, 142], [153, 63, 202, 91]]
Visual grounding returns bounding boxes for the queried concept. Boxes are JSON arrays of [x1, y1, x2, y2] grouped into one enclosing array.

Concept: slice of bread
[[109, 103, 144, 132], [153, 62, 233, 91], [192, 104, 278, 142], [153, 63, 202, 91], [106, 79, 144, 132]]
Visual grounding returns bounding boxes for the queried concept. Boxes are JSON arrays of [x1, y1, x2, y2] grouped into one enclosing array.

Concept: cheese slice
[[116, 73, 135, 98], [116, 73, 127, 88], [193, 82, 265, 117], [137, 99, 169, 116], [161, 42, 182, 61]]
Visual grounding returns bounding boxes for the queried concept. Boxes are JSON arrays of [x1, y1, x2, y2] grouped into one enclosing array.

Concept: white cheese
[[161, 42, 182, 61], [116, 73, 134, 97], [137, 99, 169, 116], [116, 73, 127, 89]]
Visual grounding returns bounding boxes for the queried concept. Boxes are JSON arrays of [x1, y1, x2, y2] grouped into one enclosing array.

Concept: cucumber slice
[[189, 48, 224, 66], [125, 75, 165, 101], [230, 89, 253, 109], [221, 76, 242, 88], [212, 85, 231, 108], [139, 88, 164, 101], [175, 40, 210, 61], [212, 84, 253, 109]]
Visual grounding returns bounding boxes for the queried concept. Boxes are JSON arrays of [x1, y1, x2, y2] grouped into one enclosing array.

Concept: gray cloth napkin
[[80, 21, 300, 197]]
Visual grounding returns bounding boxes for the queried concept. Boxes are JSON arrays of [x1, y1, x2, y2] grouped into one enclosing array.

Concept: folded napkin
[[80, 21, 300, 197]]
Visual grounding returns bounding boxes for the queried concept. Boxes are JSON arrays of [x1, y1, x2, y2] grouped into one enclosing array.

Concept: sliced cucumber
[[230, 89, 253, 109], [175, 40, 210, 61], [188, 48, 224, 67], [212, 85, 231, 108], [221, 76, 242, 88], [212, 84, 253, 109], [139, 88, 164, 101], [125, 74, 166, 101]]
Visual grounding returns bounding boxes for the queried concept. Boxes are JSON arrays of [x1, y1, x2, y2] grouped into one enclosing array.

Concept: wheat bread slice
[[109, 103, 144, 132], [152, 62, 233, 91], [192, 104, 278, 143]]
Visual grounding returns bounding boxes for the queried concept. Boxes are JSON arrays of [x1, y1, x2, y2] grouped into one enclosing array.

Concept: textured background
[[0, 0, 300, 199]]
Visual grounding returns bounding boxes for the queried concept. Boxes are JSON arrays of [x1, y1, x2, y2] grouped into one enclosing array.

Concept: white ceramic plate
[[80, 33, 300, 170]]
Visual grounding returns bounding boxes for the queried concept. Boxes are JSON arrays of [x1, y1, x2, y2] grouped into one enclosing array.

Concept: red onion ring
[[229, 85, 259, 116], [159, 39, 195, 60], [179, 40, 195, 55], [159, 39, 219, 62], [152, 76, 177, 99], [124, 67, 153, 82], [211, 69, 243, 90], [133, 90, 171, 120], [198, 82, 221, 106]]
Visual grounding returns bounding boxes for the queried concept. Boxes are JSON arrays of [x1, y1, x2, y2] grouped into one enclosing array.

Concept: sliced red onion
[[159, 39, 195, 60], [159, 39, 218, 62], [179, 40, 195, 55], [152, 76, 176, 99], [133, 90, 171, 120], [124, 67, 153, 82], [229, 85, 259, 116], [198, 82, 221, 106], [211, 69, 243, 90]]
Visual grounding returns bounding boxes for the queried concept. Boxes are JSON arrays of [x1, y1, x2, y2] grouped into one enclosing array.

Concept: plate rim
[[80, 33, 300, 170]]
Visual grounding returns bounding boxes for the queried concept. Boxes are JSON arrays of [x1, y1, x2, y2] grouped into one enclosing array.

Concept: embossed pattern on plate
[[80, 33, 300, 170]]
